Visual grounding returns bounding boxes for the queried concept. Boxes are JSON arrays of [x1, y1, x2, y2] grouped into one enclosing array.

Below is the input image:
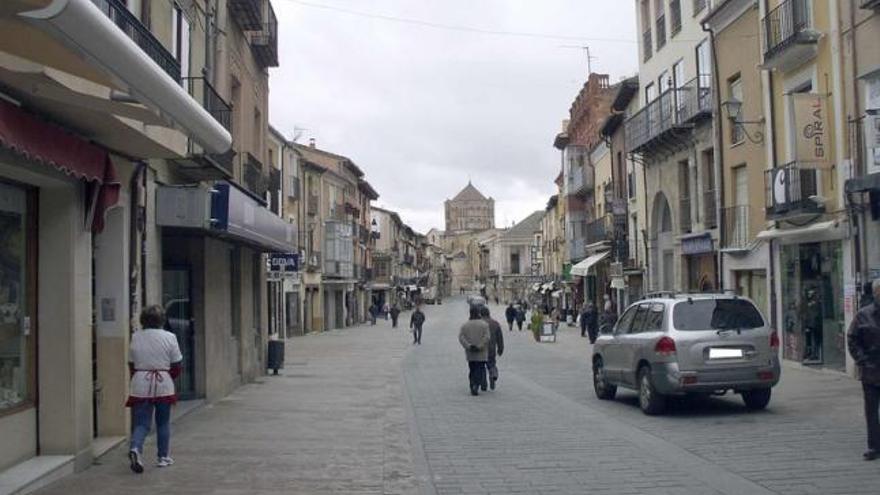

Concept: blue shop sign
[[681, 233, 714, 255], [269, 253, 299, 273]]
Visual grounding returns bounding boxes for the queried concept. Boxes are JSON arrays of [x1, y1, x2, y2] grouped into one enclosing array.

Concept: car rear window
[[673, 299, 764, 331]]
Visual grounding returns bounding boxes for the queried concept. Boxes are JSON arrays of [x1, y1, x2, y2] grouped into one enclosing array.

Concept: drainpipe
[[702, 21, 725, 291], [761, 0, 779, 333]]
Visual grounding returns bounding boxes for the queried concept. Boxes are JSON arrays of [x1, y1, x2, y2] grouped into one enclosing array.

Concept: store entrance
[[162, 268, 197, 399]]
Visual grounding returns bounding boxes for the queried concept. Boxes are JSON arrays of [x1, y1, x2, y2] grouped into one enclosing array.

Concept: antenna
[[292, 126, 308, 143], [559, 45, 597, 73]]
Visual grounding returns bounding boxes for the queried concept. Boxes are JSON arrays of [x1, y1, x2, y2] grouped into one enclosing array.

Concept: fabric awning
[[570, 251, 610, 277], [756, 219, 848, 243], [0, 99, 119, 232]]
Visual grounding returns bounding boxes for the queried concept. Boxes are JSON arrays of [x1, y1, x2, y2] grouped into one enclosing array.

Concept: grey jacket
[[848, 303, 880, 385], [459, 319, 490, 362], [484, 317, 504, 360]]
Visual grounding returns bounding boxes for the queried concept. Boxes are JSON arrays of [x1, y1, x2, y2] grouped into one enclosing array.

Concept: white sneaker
[[128, 450, 144, 473], [156, 456, 174, 467]]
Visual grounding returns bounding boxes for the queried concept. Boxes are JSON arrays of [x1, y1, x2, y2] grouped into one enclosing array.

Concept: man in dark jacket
[[480, 305, 504, 391], [459, 306, 490, 396], [598, 306, 618, 336], [390, 304, 401, 328], [585, 304, 599, 344], [848, 279, 880, 461], [579, 303, 589, 338], [410, 306, 426, 345], [505, 303, 516, 331], [515, 304, 526, 331]]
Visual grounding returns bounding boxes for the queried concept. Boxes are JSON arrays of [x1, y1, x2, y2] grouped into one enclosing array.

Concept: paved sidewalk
[[33, 321, 419, 495]]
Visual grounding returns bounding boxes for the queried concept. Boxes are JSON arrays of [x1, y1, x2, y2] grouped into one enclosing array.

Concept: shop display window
[[0, 183, 30, 412]]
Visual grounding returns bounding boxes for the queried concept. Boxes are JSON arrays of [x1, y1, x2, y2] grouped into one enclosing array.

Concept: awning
[[0, 99, 119, 232], [551, 290, 562, 298], [570, 251, 610, 277], [531, 283, 541, 292], [756, 219, 848, 243]]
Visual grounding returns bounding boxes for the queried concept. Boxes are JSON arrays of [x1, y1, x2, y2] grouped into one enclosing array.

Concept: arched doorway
[[650, 193, 675, 291]]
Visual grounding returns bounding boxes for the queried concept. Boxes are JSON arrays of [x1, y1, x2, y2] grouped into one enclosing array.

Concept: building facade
[[444, 182, 495, 233]]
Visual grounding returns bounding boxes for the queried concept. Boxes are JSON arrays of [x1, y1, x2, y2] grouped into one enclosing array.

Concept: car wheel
[[638, 366, 666, 415], [742, 388, 772, 411], [593, 358, 616, 400]]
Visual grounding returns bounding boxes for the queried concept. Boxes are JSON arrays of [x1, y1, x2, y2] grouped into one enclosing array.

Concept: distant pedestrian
[[585, 304, 599, 344], [126, 305, 183, 473], [515, 305, 526, 331], [410, 306, 426, 345], [599, 306, 618, 336], [459, 305, 490, 396], [390, 304, 401, 328], [848, 279, 880, 461], [369, 303, 378, 325], [579, 303, 589, 338], [480, 305, 504, 391], [382, 302, 390, 320], [494, 296, 500, 305], [505, 303, 516, 331], [550, 306, 561, 332]]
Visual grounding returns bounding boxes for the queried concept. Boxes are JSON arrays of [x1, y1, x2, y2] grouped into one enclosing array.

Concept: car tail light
[[681, 375, 698, 385], [758, 370, 774, 381], [770, 330, 780, 350], [654, 336, 676, 356]]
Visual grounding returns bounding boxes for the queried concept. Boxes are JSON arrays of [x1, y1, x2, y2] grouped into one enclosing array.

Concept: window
[[693, 0, 708, 16], [655, 0, 667, 51], [645, 82, 657, 104], [510, 252, 520, 274], [0, 183, 34, 412], [673, 299, 764, 330], [629, 304, 651, 334], [670, 0, 682, 36], [673, 60, 685, 90], [171, 4, 190, 79], [613, 305, 638, 334], [696, 40, 712, 91], [658, 70, 671, 94], [729, 75, 744, 144]]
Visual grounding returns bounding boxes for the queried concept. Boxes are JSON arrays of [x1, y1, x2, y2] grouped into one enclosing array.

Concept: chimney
[[309, 138, 316, 148]]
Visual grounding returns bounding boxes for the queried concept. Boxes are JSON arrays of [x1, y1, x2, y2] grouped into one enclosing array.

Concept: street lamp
[[720, 98, 764, 144]]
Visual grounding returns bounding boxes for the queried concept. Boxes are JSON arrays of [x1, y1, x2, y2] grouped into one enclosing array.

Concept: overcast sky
[[269, 0, 638, 233]]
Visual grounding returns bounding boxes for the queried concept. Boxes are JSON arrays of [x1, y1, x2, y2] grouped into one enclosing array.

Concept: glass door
[[162, 268, 196, 399]]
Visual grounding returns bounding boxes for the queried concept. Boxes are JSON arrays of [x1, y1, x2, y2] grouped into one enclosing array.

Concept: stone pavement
[[31, 296, 880, 495]]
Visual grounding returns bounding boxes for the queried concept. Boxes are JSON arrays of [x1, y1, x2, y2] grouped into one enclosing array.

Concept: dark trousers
[[468, 361, 486, 391], [413, 325, 422, 344], [486, 357, 498, 381], [507, 320, 514, 331], [864, 382, 880, 451], [392, 316, 399, 328], [516, 320, 523, 331]]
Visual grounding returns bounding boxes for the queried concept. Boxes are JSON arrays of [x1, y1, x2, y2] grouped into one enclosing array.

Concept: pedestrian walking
[[480, 305, 504, 390], [369, 303, 378, 326], [459, 305, 490, 396], [598, 305, 618, 336], [848, 279, 880, 461], [586, 304, 599, 344], [390, 304, 401, 328], [410, 305, 426, 345], [126, 305, 183, 473], [515, 304, 526, 331], [382, 302, 390, 320], [550, 306, 561, 332], [505, 303, 516, 331], [579, 303, 589, 338]]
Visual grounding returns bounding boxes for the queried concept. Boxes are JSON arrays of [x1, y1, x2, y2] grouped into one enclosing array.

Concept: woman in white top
[[126, 305, 183, 473]]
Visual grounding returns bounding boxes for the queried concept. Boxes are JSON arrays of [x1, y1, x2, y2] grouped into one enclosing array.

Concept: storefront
[[779, 241, 846, 370], [681, 233, 717, 292]]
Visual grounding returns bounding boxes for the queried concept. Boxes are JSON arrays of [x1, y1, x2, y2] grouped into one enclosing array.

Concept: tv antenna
[[292, 126, 308, 143], [560, 45, 596, 74]]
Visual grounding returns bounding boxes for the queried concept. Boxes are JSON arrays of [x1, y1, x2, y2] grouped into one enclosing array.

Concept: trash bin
[[267, 340, 284, 375]]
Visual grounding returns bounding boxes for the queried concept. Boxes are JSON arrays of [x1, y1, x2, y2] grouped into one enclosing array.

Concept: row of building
[[0, 0, 440, 485], [528, 0, 879, 380]]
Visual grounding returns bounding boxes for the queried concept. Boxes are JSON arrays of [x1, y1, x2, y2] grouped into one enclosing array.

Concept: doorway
[[162, 268, 196, 399]]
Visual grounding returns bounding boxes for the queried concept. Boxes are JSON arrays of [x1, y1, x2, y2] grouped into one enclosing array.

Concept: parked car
[[591, 293, 780, 415]]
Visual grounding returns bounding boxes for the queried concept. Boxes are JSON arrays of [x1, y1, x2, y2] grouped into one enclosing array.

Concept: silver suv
[[591, 293, 780, 415]]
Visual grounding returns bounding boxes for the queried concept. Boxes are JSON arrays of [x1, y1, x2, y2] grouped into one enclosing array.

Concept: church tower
[[444, 182, 495, 233]]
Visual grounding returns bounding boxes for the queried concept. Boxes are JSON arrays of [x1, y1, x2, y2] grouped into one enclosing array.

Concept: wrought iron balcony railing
[[676, 75, 713, 123], [585, 216, 613, 245], [183, 77, 232, 131], [228, 0, 264, 31], [92, 0, 180, 82], [764, 162, 824, 220], [762, 0, 812, 61], [625, 87, 680, 153], [241, 152, 267, 199], [249, 4, 279, 68]]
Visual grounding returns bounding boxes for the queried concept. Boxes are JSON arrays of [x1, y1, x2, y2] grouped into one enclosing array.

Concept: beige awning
[[756, 219, 848, 243], [570, 251, 610, 277]]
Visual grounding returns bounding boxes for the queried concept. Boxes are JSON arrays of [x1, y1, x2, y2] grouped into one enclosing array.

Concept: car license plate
[[709, 348, 743, 359]]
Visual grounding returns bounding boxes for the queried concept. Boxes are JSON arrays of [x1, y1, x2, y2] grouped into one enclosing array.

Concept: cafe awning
[[570, 251, 610, 277], [0, 99, 119, 232]]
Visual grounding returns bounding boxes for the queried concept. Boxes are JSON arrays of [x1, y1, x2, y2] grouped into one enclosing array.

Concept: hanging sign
[[793, 93, 829, 166]]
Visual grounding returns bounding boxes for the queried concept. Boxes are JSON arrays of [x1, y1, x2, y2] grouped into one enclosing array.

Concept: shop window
[[0, 183, 33, 412]]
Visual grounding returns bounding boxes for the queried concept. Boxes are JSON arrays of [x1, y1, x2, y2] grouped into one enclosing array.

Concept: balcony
[[240, 152, 268, 200], [307, 193, 319, 216], [92, 0, 180, 82], [249, 4, 279, 68], [585, 216, 613, 245], [722, 205, 751, 250], [324, 260, 353, 278], [764, 163, 824, 220], [625, 88, 680, 153], [655, 14, 667, 51], [676, 75, 713, 123], [642, 28, 653, 62], [761, 0, 819, 72], [305, 251, 322, 272], [568, 237, 586, 263], [176, 77, 235, 177], [680, 196, 692, 233], [704, 189, 718, 229], [228, 0, 264, 31]]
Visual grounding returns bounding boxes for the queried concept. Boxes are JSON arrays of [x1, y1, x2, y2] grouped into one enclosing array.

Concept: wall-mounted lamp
[[720, 99, 765, 144]]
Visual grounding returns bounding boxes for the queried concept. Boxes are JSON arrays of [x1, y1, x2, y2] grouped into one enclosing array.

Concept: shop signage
[[793, 93, 829, 166], [268, 253, 299, 274], [681, 234, 714, 255]]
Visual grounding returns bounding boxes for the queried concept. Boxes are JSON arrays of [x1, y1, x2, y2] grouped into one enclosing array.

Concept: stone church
[[444, 182, 494, 233]]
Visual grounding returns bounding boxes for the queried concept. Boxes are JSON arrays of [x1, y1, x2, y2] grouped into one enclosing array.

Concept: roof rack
[[640, 289, 740, 300], [641, 290, 679, 299]]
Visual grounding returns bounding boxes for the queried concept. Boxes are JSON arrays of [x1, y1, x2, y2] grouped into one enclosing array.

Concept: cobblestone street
[[32, 297, 880, 495]]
